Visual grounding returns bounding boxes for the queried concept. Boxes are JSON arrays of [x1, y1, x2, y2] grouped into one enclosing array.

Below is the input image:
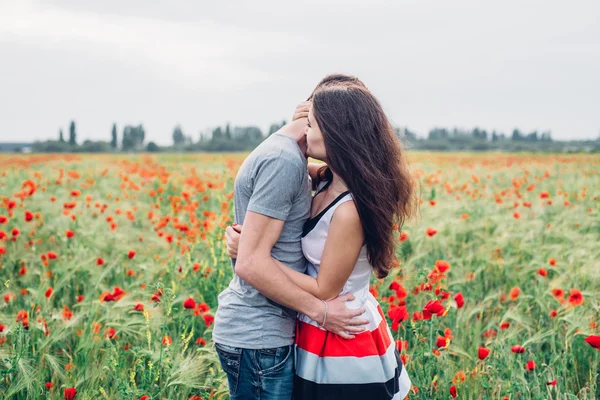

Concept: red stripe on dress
[[295, 304, 392, 358]]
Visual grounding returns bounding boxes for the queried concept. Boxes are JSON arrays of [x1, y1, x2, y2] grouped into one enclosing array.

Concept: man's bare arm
[[233, 211, 367, 338]]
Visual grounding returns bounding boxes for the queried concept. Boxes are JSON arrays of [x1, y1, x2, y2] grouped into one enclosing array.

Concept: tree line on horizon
[[13, 120, 600, 154]]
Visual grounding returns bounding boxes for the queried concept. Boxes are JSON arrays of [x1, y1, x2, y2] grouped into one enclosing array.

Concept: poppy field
[[0, 152, 598, 400]]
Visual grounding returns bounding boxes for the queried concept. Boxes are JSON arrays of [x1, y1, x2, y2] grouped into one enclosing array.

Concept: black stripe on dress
[[302, 190, 351, 238], [293, 365, 402, 400]]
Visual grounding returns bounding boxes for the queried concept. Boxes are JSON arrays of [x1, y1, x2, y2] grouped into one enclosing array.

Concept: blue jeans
[[215, 342, 294, 400]]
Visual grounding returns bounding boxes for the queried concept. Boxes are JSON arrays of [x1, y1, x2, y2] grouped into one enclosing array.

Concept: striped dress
[[294, 184, 411, 400]]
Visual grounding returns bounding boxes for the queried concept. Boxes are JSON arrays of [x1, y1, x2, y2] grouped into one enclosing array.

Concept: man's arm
[[273, 201, 364, 301], [234, 211, 367, 338]]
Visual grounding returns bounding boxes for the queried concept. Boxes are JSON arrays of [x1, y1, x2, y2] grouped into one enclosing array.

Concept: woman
[[230, 82, 415, 399]]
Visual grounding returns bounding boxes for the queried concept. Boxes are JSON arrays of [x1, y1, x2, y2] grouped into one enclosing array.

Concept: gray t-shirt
[[212, 133, 311, 349]]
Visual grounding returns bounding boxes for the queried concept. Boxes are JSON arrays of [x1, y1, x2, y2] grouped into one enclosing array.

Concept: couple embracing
[[213, 74, 416, 400]]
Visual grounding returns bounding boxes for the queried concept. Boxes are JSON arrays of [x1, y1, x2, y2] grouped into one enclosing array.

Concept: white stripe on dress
[[294, 342, 399, 384]]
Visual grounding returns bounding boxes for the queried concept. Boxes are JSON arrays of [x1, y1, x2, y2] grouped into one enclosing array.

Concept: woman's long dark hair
[[312, 84, 416, 279]]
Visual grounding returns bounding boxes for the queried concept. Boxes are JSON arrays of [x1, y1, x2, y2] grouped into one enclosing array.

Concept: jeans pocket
[[215, 343, 242, 395], [257, 345, 292, 376]]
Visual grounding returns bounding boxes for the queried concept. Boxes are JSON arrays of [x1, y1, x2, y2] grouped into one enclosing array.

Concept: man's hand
[[225, 224, 242, 258], [292, 101, 311, 122], [318, 294, 369, 339]]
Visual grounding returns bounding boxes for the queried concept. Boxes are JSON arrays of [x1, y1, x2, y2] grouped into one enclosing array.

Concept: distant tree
[[225, 123, 232, 140], [511, 129, 522, 141], [111, 124, 118, 150], [146, 142, 160, 152], [404, 127, 417, 141], [526, 131, 538, 142], [68, 120, 77, 146], [59, 129, 65, 143], [268, 124, 279, 136], [122, 125, 145, 151], [78, 140, 112, 153], [541, 131, 552, 142], [212, 126, 223, 140], [428, 128, 449, 140], [268, 120, 286, 136], [172, 125, 186, 146], [491, 131, 498, 142]]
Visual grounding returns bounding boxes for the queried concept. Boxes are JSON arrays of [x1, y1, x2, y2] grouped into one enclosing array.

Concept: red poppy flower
[[140, 396, 149, 400], [128, 250, 136, 259], [66, 230, 75, 238], [478, 347, 490, 360], [195, 337, 207, 346], [0, 215, 7, 224], [99, 292, 114, 302], [423, 300, 445, 319], [64, 388, 77, 400], [547, 379, 557, 386], [134, 303, 145, 312], [162, 336, 172, 345], [436, 336, 449, 348], [197, 302, 210, 313], [45, 287, 53, 298], [184, 297, 196, 309], [111, 286, 126, 301], [568, 289, 584, 306], [509, 287, 520, 301], [395, 339, 408, 351], [551, 288, 564, 299], [513, 211, 520, 219], [203, 314, 215, 327], [549, 309, 557, 318], [426, 227, 437, 237], [0, 323, 5, 332], [511, 345, 525, 353], [96, 258, 105, 266], [450, 385, 457, 398], [390, 282, 408, 301], [399, 232, 409, 242], [538, 268, 548, 277], [584, 335, 600, 350], [47, 251, 58, 259], [151, 292, 161, 302], [525, 360, 536, 370], [540, 191, 550, 199], [454, 292, 464, 309], [548, 258, 556, 266], [45, 382, 53, 389], [435, 260, 450, 273], [105, 327, 116, 339], [24, 211, 33, 222], [483, 329, 497, 338]]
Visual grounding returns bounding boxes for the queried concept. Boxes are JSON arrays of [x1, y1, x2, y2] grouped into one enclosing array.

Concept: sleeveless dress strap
[[314, 179, 331, 197]]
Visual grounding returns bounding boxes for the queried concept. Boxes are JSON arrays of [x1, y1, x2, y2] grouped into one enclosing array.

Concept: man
[[212, 75, 368, 400]]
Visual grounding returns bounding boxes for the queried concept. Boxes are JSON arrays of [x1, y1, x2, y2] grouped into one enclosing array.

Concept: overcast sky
[[1, 0, 599, 144]]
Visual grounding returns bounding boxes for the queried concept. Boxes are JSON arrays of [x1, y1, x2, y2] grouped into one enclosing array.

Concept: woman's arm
[[275, 201, 364, 301]]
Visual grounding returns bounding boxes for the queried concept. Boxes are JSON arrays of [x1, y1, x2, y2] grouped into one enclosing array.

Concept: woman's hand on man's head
[[292, 101, 311, 122]]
